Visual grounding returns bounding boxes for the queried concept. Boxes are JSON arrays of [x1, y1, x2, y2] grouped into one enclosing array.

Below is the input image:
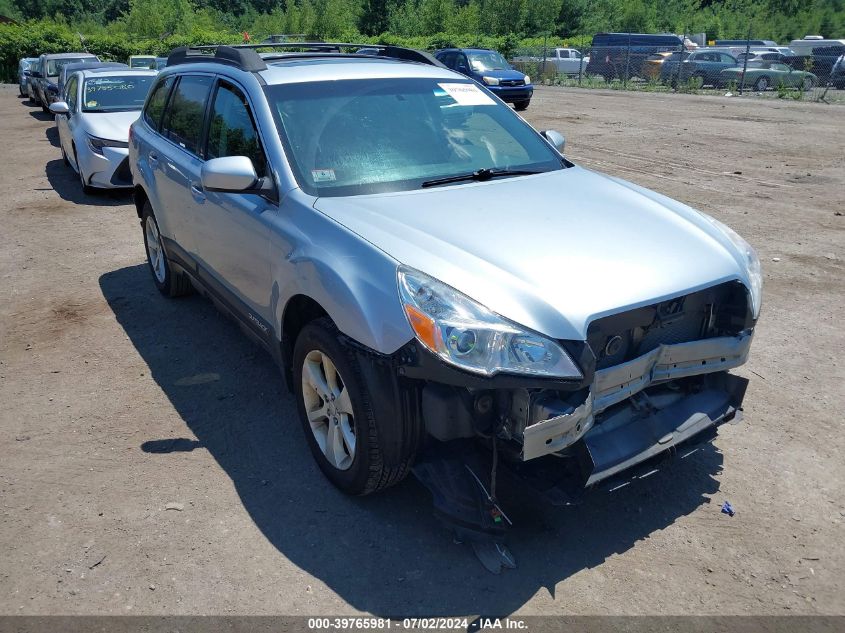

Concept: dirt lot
[[1, 83, 844, 617]]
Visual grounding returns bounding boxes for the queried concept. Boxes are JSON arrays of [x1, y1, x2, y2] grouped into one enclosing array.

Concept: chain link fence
[[510, 37, 845, 104]]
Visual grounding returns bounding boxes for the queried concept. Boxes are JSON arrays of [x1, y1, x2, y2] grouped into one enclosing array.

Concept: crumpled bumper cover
[[521, 331, 753, 463]]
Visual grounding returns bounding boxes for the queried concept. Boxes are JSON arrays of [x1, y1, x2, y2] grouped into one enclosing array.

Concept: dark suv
[[434, 48, 533, 110], [587, 32, 684, 81]]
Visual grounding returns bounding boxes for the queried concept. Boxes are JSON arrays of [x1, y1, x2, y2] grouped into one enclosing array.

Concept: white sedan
[[50, 68, 157, 193]]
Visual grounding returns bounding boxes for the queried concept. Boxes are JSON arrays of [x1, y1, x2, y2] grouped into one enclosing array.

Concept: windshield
[[467, 51, 511, 72], [130, 57, 156, 69], [82, 75, 155, 112], [46, 57, 95, 77], [265, 78, 563, 197]]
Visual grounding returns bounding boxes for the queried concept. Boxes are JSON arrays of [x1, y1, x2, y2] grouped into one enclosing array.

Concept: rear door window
[[144, 76, 175, 132], [160, 75, 214, 156]]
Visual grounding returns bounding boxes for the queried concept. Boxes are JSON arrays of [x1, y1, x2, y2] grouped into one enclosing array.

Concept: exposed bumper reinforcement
[[585, 373, 747, 485], [521, 332, 752, 461]]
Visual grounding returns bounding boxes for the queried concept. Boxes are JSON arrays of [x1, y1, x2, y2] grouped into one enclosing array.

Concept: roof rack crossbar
[[166, 42, 445, 72]]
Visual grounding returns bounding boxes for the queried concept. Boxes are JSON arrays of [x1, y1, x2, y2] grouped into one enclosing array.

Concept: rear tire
[[293, 317, 415, 496], [141, 202, 192, 298], [514, 100, 530, 111]]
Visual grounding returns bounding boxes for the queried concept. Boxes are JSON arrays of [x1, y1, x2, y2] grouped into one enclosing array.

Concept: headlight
[[702, 215, 762, 318], [481, 76, 500, 86], [397, 267, 582, 379], [86, 135, 128, 156], [524, 75, 531, 85]]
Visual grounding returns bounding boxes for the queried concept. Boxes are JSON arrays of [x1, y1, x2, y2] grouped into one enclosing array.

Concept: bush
[[0, 21, 240, 82], [1, 19, 587, 83]]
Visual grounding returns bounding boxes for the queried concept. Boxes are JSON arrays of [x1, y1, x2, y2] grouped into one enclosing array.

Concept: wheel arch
[[133, 184, 149, 219], [281, 294, 330, 390]]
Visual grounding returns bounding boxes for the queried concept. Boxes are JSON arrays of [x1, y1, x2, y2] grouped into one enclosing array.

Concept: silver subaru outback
[[129, 44, 760, 560]]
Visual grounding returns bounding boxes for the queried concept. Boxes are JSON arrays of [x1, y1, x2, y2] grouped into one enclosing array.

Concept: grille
[[500, 79, 525, 87], [586, 282, 750, 371]]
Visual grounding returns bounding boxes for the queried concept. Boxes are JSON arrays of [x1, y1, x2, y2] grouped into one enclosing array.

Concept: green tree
[[523, 0, 561, 35], [122, 0, 195, 37], [617, 0, 653, 33], [359, 0, 389, 35], [0, 0, 23, 20]]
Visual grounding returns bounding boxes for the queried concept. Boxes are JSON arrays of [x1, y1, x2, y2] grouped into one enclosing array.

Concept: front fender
[[269, 193, 414, 355]]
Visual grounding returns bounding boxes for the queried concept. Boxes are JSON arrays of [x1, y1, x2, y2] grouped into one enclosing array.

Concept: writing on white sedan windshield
[[82, 76, 155, 112]]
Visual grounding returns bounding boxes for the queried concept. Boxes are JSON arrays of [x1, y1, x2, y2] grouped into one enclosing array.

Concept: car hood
[[313, 167, 752, 341], [81, 110, 142, 142], [474, 68, 526, 81]]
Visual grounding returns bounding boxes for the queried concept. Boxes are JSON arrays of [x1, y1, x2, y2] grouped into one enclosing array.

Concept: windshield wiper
[[421, 168, 541, 188]]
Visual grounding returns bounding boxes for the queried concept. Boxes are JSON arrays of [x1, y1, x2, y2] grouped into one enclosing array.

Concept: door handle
[[190, 182, 206, 203], [148, 152, 159, 168]]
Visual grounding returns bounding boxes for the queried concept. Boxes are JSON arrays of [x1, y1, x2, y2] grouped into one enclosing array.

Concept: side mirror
[[542, 130, 566, 153], [49, 101, 70, 115], [456, 64, 470, 74], [201, 156, 260, 193], [31, 71, 42, 78]]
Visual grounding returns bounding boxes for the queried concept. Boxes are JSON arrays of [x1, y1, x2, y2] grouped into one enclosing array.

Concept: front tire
[[293, 318, 415, 496], [754, 76, 770, 92], [514, 100, 530, 111], [802, 76, 815, 91], [73, 146, 95, 195], [141, 202, 192, 297]]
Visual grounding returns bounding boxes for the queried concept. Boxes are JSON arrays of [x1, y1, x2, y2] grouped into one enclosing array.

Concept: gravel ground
[[1, 82, 844, 617]]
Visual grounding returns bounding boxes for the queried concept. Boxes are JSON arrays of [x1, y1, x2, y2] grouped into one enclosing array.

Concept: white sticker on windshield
[[437, 82, 496, 106], [312, 168, 336, 182]]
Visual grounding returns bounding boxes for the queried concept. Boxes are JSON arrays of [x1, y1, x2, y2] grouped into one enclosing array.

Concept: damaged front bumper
[[522, 331, 753, 465], [377, 320, 753, 496]]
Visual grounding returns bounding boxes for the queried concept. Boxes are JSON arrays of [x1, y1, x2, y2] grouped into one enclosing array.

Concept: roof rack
[[165, 43, 445, 72]]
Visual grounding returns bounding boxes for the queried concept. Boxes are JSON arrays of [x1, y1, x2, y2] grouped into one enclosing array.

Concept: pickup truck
[[513, 48, 589, 75]]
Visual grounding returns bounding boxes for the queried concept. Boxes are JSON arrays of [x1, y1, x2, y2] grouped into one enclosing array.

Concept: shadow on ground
[[28, 109, 53, 121], [45, 125, 60, 148], [45, 159, 131, 206], [100, 263, 725, 617]]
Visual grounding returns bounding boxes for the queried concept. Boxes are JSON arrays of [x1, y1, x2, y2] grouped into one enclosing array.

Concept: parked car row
[[17, 42, 762, 571], [534, 32, 845, 91], [19, 51, 168, 113]]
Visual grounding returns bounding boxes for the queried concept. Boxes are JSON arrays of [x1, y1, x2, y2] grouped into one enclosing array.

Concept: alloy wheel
[[144, 217, 166, 284], [301, 349, 356, 471]]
